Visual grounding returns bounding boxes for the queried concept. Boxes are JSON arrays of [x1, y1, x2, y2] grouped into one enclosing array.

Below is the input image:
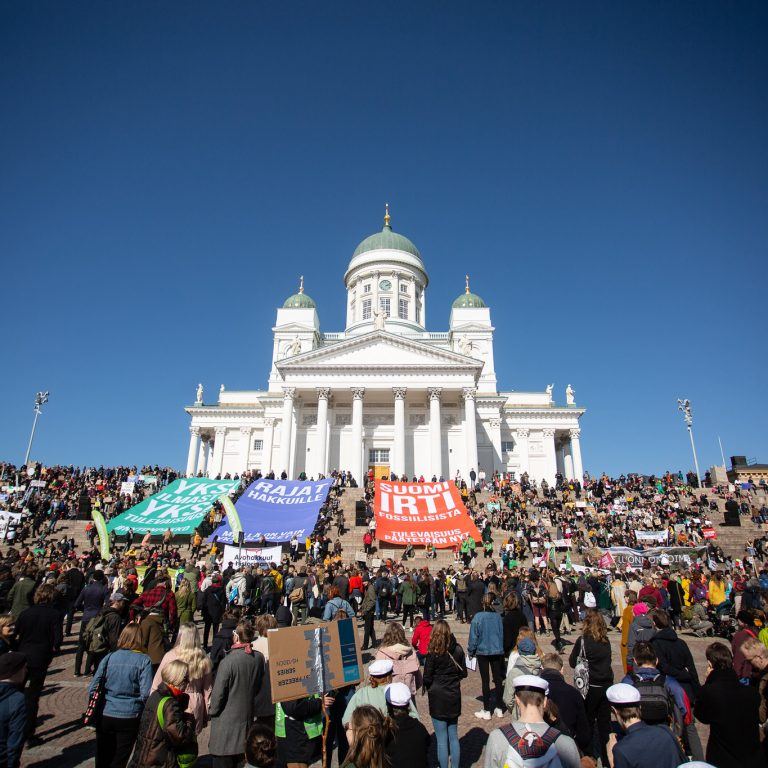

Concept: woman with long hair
[[468, 593, 505, 720], [569, 610, 613, 766], [175, 577, 196, 625], [501, 590, 528, 658], [423, 620, 466, 768], [375, 621, 421, 694], [342, 705, 391, 768], [152, 622, 213, 733]]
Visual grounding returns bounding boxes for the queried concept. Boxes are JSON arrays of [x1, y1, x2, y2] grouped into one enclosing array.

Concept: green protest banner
[[106, 478, 239, 536], [91, 508, 110, 561]]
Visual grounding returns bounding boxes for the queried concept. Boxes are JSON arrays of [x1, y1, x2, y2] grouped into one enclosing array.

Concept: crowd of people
[[0, 462, 768, 768]]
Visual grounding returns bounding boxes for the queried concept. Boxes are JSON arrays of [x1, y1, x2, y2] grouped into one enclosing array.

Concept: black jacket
[[695, 667, 763, 768], [569, 635, 613, 686], [667, 580, 685, 613], [202, 585, 226, 623], [502, 608, 528, 656], [209, 618, 237, 670], [15, 604, 62, 669], [423, 635, 467, 720], [466, 579, 485, 617], [539, 669, 591, 753], [650, 627, 700, 701], [277, 696, 322, 766], [385, 714, 430, 768]]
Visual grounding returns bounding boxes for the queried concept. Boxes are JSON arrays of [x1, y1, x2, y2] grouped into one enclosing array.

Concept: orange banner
[[373, 480, 481, 548]]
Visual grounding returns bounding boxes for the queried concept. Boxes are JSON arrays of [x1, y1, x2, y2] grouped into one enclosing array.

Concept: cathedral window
[[400, 282, 408, 293], [502, 440, 515, 454], [416, 303, 421, 323], [363, 283, 371, 294], [362, 299, 372, 320], [398, 298, 408, 319], [253, 439, 264, 451], [379, 297, 390, 316]]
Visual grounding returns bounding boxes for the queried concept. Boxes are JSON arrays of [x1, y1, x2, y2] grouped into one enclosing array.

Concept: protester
[[469, 593, 505, 720], [276, 693, 329, 768], [0, 653, 27, 768], [341, 704, 391, 768], [244, 723, 277, 768], [383, 682, 429, 767], [375, 622, 420, 694], [90, 624, 153, 768], [538, 652, 591, 754], [342, 660, 417, 725]]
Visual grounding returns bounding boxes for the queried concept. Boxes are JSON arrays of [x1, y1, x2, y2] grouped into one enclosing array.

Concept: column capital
[[569, 428, 581, 440], [282, 386, 296, 400], [317, 387, 331, 401], [489, 418, 501, 429], [516, 428, 529, 438], [351, 387, 366, 400], [239, 426, 253, 435], [542, 428, 555, 438], [462, 387, 477, 402], [428, 387, 442, 402], [264, 417, 275, 427], [190, 426, 201, 436], [392, 387, 407, 400], [214, 427, 227, 437]]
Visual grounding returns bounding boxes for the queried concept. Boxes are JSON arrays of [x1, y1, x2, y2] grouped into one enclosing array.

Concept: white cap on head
[[368, 659, 394, 677], [511, 674, 549, 695], [385, 682, 411, 707], [606, 683, 641, 706], [584, 592, 597, 608]]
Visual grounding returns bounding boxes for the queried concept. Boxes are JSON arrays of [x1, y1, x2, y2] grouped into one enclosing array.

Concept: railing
[[321, 332, 344, 340]]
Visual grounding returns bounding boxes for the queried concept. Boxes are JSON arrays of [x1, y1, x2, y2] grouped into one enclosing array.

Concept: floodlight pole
[[24, 391, 49, 466], [677, 398, 702, 489]]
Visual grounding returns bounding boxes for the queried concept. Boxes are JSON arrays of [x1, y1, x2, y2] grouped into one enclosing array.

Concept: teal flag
[[106, 478, 239, 536]]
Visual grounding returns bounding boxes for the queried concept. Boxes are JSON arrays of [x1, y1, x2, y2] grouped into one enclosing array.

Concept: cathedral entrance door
[[368, 448, 390, 480]]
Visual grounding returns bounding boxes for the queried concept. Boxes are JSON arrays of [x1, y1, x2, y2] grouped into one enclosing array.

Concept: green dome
[[283, 292, 316, 309], [352, 223, 421, 260], [453, 291, 486, 308]]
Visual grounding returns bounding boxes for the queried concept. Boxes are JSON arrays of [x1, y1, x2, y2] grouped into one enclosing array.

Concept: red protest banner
[[702, 527, 717, 539], [374, 480, 481, 548]]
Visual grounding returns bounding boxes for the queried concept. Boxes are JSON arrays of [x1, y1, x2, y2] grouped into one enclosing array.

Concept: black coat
[[15, 604, 62, 669], [502, 608, 527, 656], [277, 696, 322, 766], [423, 636, 467, 720], [202, 586, 226, 623], [650, 627, 700, 701], [539, 669, 591, 753], [209, 618, 237, 670], [667, 580, 685, 613], [568, 635, 613, 686], [466, 579, 485, 617], [695, 667, 763, 768], [385, 715, 430, 768]]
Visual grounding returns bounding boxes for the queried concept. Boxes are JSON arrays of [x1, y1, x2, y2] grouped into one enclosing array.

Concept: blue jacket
[[89, 649, 153, 718], [0, 683, 25, 768], [468, 609, 504, 657], [613, 721, 684, 768], [621, 666, 687, 718]]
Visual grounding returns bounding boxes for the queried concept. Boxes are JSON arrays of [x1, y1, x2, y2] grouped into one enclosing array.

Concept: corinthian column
[[516, 428, 530, 478], [186, 427, 201, 476], [351, 387, 365, 485], [428, 388, 442, 480], [261, 418, 275, 474], [570, 428, 584, 481], [279, 387, 296, 477], [392, 387, 407, 478], [315, 388, 331, 477], [462, 387, 478, 482]]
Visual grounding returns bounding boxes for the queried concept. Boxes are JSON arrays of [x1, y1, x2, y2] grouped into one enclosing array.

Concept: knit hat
[[633, 602, 649, 616], [518, 638, 536, 655]]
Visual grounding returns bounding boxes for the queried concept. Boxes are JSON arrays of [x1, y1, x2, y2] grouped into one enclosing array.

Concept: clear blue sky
[[1, 2, 766, 476]]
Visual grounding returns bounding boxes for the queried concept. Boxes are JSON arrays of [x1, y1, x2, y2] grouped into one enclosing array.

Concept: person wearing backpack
[[483, 674, 581, 768], [83, 592, 129, 673], [375, 571, 392, 621], [454, 568, 469, 624], [605, 683, 685, 768], [289, 566, 309, 624], [546, 574, 566, 653]]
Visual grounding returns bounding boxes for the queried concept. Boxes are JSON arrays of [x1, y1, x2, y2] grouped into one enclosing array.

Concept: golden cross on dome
[[298, 275, 304, 294], [384, 203, 391, 227], [465, 274, 470, 294]]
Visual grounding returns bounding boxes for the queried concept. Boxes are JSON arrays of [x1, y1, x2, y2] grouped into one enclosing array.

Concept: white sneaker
[[474, 709, 491, 720], [493, 708, 503, 718]]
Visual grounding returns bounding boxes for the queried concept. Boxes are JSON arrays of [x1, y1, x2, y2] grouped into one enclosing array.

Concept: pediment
[[275, 330, 483, 371], [450, 322, 495, 333]]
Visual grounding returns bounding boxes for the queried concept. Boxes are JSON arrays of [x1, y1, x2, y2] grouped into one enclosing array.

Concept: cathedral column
[[279, 387, 296, 477], [489, 418, 502, 474], [516, 428, 530, 478], [570, 429, 584, 482], [239, 427, 253, 474], [211, 427, 227, 477], [428, 388, 442, 480], [462, 387, 478, 482], [315, 388, 331, 477], [196, 435, 208, 475], [542, 428, 557, 485], [351, 387, 365, 484], [261, 418, 275, 474], [563, 439, 575, 480], [393, 387, 407, 478], [186, 427, 201, 476]]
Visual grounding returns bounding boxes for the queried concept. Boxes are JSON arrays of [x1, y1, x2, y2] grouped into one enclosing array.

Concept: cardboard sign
[[267, 618, 363, 703], [702, 527, 717, 539], [222, 544, 283, 568], [354, 551, 368, 562], [374, 480, 481, 547], [120, 481, 136, 496]]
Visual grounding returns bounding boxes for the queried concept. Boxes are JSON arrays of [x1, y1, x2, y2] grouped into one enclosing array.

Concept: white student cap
[[385, 682, 411, 707], [368, 659, 394, 677], [512, 674, 549, 695], [606, 683, 641, 706]]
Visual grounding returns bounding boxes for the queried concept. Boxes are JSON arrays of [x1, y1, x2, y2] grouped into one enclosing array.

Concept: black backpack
[[631, 672, 675, 725]]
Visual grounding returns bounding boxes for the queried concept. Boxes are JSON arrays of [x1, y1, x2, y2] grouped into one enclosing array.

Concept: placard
[[120, 481, 136, 496], [267, 618, 363, 703], [222, 544, 283, 568], [355, 551, 368, 562]]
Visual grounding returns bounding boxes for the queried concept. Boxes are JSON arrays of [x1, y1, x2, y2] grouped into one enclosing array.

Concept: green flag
[[219, 494, 242, 537], [91, 508, 110, 561], [565, 550, 572, 571]]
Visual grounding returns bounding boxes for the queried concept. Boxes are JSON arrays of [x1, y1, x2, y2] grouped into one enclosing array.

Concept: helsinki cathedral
[[185, 207, 585, 484]]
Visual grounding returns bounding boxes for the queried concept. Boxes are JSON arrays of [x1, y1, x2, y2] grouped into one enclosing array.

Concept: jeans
[[432, 717, 459, 768], [402, 604, 416, 628], [455, 595, 468, 621], [362, 611, 377, 649], [203, 618, 220, 648], [477, 654, 504, 712], [584, 684, 611, 766], [96, 715, 141, 768]]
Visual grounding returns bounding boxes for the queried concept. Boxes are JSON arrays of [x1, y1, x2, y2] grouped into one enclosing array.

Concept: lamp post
[[24, 391, 49, 466], [677, 398, 702, 489]]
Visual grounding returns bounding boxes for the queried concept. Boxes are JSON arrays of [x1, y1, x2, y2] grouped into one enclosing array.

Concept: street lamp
[[677, 398, 702, 489], [24, 391, 49, 466]]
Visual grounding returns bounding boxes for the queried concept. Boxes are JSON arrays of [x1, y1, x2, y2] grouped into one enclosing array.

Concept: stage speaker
[[355, 500, 367, 526]]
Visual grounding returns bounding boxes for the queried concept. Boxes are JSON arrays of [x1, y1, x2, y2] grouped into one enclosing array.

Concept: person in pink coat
[[375, 621, 422, 693]]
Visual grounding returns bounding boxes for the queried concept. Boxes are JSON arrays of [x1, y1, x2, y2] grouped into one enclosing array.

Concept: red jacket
[[411, 619, 433, 655]]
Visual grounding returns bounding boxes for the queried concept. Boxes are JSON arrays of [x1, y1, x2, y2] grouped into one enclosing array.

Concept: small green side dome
[[283, 292, 316, 309], [453, 292, 486, 308]]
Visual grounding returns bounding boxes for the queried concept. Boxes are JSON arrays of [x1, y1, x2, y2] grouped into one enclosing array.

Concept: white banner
[[552, 539, 571, 548], [635, 530, 668, 544], [223, 544, 283, 569], [120, 481, 135, 496], [0, 512, 21, 541]]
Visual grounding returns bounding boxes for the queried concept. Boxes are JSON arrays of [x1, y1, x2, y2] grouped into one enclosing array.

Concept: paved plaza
[[22, 612, 714, 768]]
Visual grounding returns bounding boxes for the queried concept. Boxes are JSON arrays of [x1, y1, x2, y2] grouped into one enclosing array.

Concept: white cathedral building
[[184, 208, 585, 484]]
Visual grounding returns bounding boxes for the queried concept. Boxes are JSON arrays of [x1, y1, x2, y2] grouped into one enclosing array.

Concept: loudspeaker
[[355, 500, 367, 526]]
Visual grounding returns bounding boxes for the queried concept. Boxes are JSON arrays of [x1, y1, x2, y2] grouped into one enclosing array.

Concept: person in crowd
[[210, 607, 240, 671], [152, 623, 213, 734], [732, 609, 760, 681], [208, 621, 264, 768], [375, 621, 420, 694], [74, 570, 111, 676], [537, 652, 591, 754], [127, 659, 197, 768], [7, 566, 37, 620], [174, 578, 196, 625], [201, 574, 226, 650], [398, 573, 418, 629], [83, 592, 130, 675], [411, 614, 433, 663], [483, 674, 581, 768], [252, 614, 277, 732], [15, 583, 62, 743], [276, 692, 329, 768], [89, 624, 154, 768], [626, 600, 655, 670], [244, 723, 276, 768], [342, 660, 418, 725], [138, 603, 168, 674], [323, 586, 355, 621], [0, 652, 27, 768], [468, 593, 505, 720], [342, 704, 391, 768], [695, 641, 763, 768], [0, 616, 15, 656], [503, 636, 544, 714], [619, 589, 637, 672], [501, 591, 528, 659], [384, 681, 429, 767], [423, 619, 467, 768], [568, 609, 613, 766], [465, 570, 486, 621], [360, 577, 378, 651], [605, 683, 685, 768]]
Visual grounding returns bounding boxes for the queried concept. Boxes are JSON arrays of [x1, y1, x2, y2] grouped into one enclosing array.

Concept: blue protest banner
[[215, 478, 333, 544]]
